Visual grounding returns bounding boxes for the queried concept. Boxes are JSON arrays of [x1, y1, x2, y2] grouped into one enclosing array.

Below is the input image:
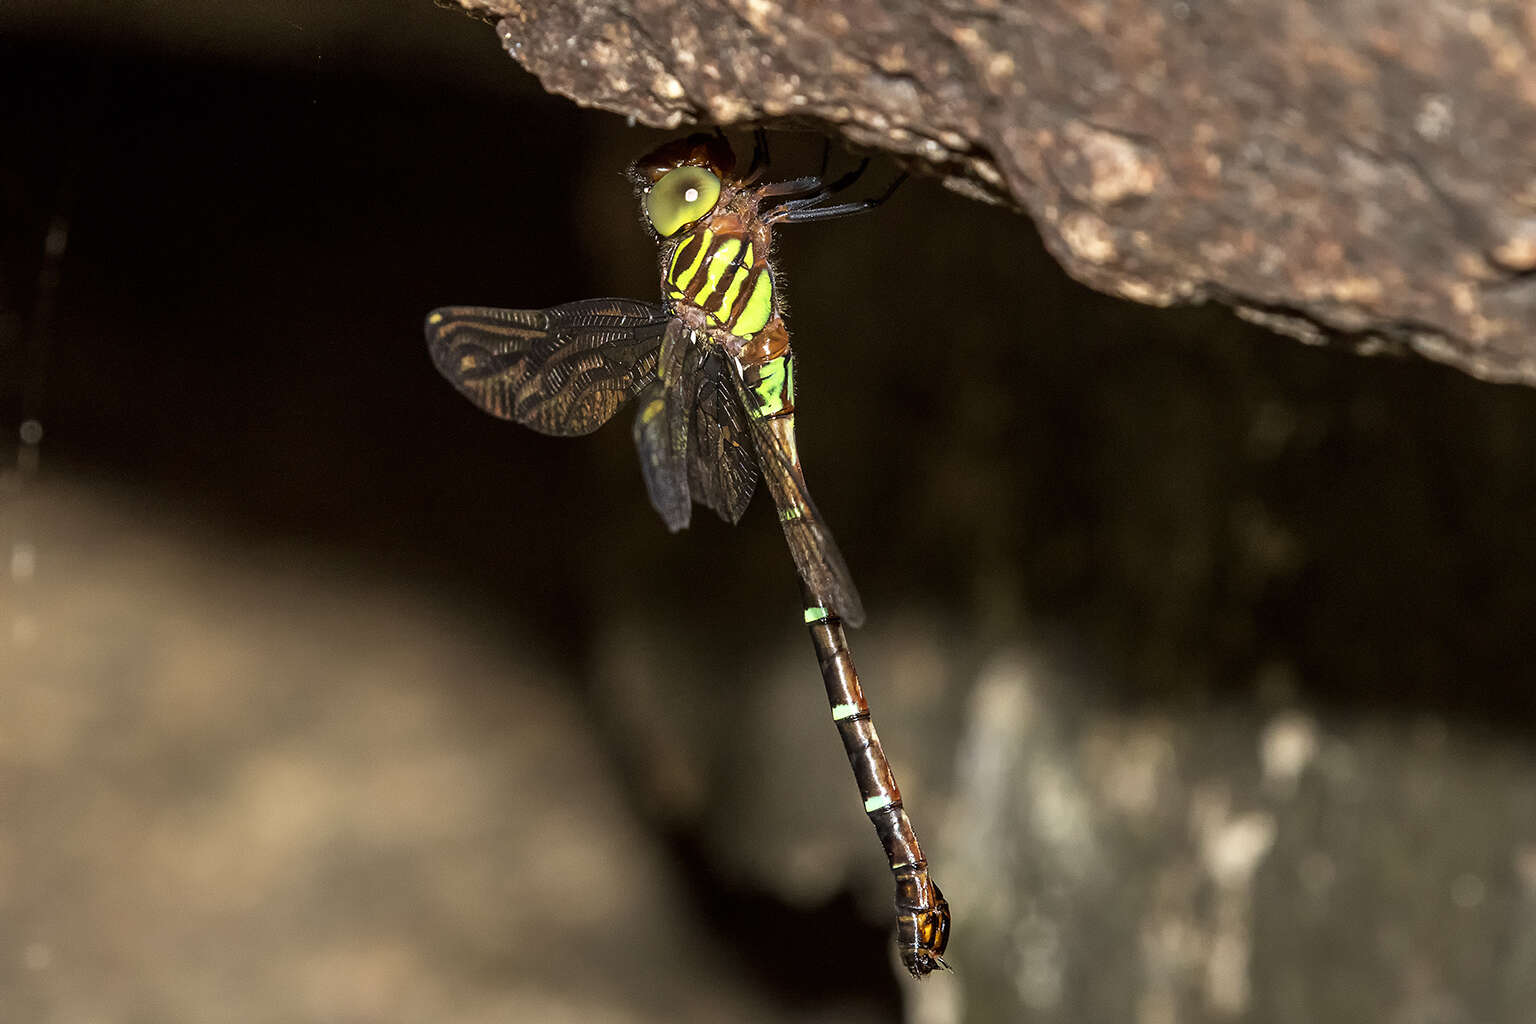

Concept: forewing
[[686, 349, 758, 524], [631, 321, 693, 532], [731, 371, 866, 627], [425, 299, 668, 436]]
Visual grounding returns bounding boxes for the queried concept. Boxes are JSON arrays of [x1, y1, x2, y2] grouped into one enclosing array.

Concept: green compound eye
[[645, 166, 721, 237]]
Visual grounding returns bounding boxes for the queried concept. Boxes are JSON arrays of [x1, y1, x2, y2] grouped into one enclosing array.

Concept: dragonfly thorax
[[665, 217, 775, 342]]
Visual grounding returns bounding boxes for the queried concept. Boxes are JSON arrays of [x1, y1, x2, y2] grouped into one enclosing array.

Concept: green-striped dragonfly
[[424, 132, 949, 977]]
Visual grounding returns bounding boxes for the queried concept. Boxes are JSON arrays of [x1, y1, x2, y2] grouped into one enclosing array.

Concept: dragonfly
[[424, 131, 950, 977]]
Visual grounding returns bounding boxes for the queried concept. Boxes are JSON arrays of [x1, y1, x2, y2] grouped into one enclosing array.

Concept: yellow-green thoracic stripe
[[667, 229, 773, 338], [734, 268, 772, 336], [668, 229, 711, 299]]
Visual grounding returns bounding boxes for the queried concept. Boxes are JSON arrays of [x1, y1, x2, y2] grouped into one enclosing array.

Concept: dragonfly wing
[[731, 365, 866, 627], [425, 299, 668, 436], [686, 348, 758, 524], [632, 320, 693, 532]]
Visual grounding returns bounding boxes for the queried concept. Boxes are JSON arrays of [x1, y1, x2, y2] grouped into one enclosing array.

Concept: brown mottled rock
[[469, 0, 1536, 384]]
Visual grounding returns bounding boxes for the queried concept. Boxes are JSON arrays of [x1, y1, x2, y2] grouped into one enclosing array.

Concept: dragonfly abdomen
[[667, 226, 773, 338], [803, 593, 950, 976]]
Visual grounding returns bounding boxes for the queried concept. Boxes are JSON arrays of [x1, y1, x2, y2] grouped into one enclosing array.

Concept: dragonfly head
[[631, 133, 736, 238], [629, 132, 736, 185]]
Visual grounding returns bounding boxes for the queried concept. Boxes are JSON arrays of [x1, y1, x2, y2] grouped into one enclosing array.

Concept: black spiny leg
[[757, 174, 828, 201], [757, 133, 906, 225], [765, 158, 872, 217], [770, 169, 908, 224], [757, 137, 870, 212], [743, 126, 771, 184]]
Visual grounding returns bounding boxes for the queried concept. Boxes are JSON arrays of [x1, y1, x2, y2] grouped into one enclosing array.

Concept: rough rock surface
[[473, 0, 1536, 384]]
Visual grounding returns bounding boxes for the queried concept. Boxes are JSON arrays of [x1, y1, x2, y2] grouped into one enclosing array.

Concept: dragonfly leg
[[764, 156, 871, 206], [823, 155, 871, 195], [756, 174, 826, 201], [769, 171, 909, 224], [742, 126, 771, 185]]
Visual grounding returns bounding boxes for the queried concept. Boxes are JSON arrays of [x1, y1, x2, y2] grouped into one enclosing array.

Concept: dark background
[[4, 4, 1536, 1022]]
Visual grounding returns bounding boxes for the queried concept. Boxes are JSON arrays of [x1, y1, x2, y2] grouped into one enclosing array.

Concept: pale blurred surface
[[8, 473, 1536, 1023], [0, 478, 882, 1024]]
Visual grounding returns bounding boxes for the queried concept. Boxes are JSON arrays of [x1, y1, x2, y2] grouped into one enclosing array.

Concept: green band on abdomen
[[751, 355, 792, 418]]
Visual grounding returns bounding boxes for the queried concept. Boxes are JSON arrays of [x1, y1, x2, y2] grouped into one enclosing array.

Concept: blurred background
[[4, 4, 1536, 1022]]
